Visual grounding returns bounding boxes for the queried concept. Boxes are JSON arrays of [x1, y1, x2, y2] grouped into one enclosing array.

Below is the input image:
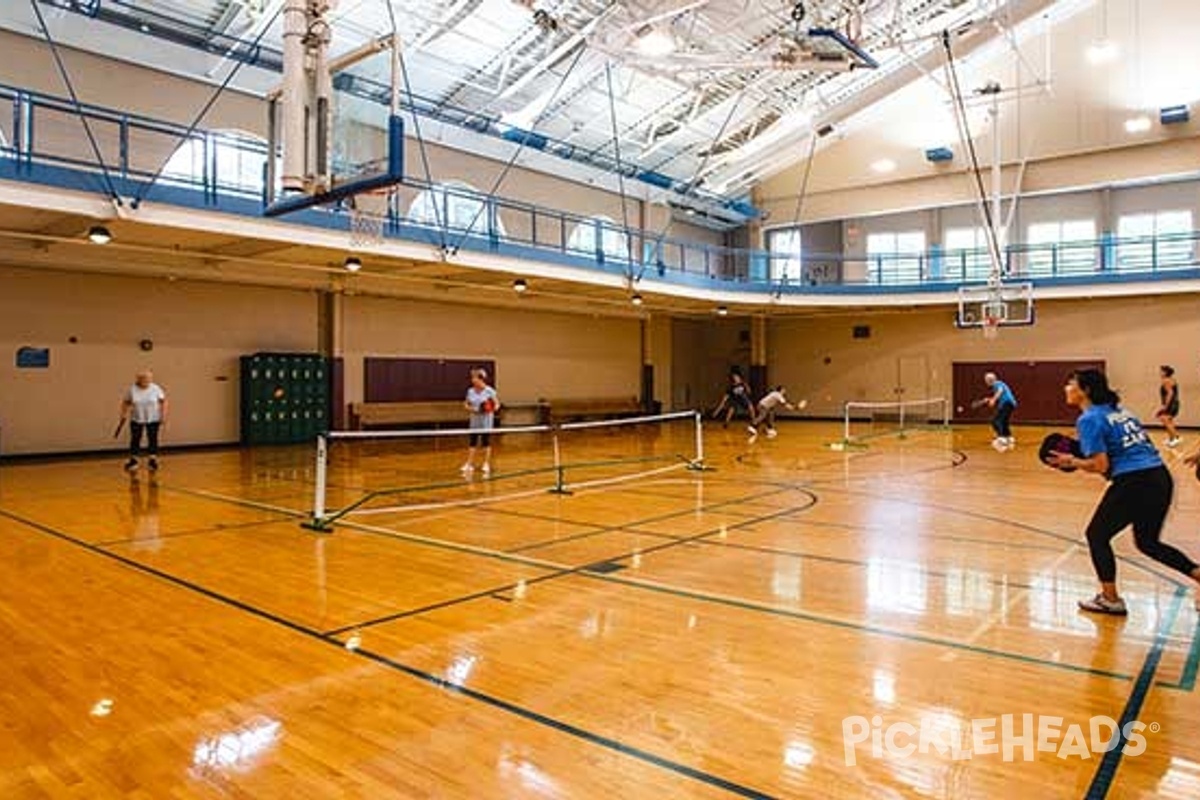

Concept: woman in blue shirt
[[983, 372, 1017, 452], [1049, 369, 1200, 615]]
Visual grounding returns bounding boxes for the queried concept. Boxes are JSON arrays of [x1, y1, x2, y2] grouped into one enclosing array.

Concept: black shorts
[[1160, 401, 1180, 418], [469, 432, 491, 447]]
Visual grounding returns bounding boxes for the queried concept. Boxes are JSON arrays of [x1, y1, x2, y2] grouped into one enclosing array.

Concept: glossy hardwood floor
[[2, 421, 1199, 799]]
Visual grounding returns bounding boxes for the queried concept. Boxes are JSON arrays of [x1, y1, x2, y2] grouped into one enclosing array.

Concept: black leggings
[[991, 402, 1014, 438], [130, 421, 161, 457], [1086, 465, 1197, 583], [468, 432, 491, 447]]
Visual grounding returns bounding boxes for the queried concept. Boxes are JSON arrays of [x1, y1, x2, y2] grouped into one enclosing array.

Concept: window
[[407, 181, 505, 236], [566, 216, 631, 262], [1116, 210, 1194, 270], [1023, 219, 1096, 276], [943, 226, 993, 281], [766, 228, 802, 282], [866, 231, 926, 284], [162, 130, 267, 194]]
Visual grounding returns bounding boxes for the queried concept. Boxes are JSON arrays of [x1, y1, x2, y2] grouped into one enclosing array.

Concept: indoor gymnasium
[[2, 0, 1200, 798]]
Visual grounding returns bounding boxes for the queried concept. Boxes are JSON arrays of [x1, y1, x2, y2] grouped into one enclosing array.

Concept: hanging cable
[[446, 43, 587, 255], [382, 0, 447, 252], [28, 0, 122, 205], [603, 62, 637, 276], [640, 86, 747, 282], [131, 2, 284, 207], [941, 30, 1003, 285], [775, 127, 819, 291]]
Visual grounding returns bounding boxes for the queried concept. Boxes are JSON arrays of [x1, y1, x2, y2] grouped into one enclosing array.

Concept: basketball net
[[982, 313, 1001, 340], [348, 189, 390, 250]]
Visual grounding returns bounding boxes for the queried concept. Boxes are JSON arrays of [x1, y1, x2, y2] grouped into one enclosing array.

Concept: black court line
[[1085, 585, 1186, 800], [326, 491, 1140, 681], [816, 484, 1190, 590], [741, 515, 1070, 554], [0, 507, 779, 800], [93, 516, 290, 547], [668, 536, 1050, 592], [324, 489, 821, 636], [506, 485, 799, 554], [164, 465, 1143, 681]]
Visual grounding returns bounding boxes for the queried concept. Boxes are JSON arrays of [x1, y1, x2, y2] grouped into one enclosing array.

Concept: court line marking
[[329, 505, 1138, 681], [94, 516, 292, 548], [323, 490, 822, 635], [0, 507, 780, 800], [812, 484, 1190, 590], [937, 544, 1078, 663], [1085, 586, 1186, 800], [168, 475, 1148, 680]]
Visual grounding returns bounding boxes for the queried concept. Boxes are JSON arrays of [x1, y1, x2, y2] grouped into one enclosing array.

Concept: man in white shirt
[[748, 386, 799, 439], [120, 370, 168, 473]]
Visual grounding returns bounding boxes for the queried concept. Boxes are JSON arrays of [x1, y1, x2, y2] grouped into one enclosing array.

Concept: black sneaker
[[124, 458, 139, 473], [148, 457, 159, 472]]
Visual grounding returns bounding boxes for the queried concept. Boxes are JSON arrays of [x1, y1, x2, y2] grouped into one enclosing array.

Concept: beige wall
[[768, 294, 1200, 426], [671, 316, 751, 412], [0, 264, 650, 454], [340, 295, 641, 407], [0, 266, 318, 454]]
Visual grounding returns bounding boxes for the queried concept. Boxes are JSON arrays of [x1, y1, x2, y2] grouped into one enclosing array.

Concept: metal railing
[[2, 80, 1199, 294]]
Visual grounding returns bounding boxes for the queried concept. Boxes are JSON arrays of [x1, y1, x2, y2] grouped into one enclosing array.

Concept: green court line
[[1155, 618, 1200, 692]]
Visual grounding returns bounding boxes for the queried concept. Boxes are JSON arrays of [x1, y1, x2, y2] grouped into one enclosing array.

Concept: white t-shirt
[[758, 390, 788, 410], [126, 383, 166, 424]]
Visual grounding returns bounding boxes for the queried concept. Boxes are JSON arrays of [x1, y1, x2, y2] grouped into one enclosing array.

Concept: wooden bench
[[349, 401, 467, 430], [546, 397, 643, 424]]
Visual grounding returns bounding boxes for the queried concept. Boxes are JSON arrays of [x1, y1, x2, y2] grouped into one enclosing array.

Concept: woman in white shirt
[[120, 370, 168, 473], [462, 368, 499, 476]]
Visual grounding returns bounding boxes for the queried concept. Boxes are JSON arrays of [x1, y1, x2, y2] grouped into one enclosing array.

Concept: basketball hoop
[[347, 188, 391, 250], [982, 313, 1001, 340]]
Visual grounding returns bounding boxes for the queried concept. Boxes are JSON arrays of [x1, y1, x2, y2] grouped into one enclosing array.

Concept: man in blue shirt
[[983, 372, 1017, 452], [1049, 369, 1200, 614]]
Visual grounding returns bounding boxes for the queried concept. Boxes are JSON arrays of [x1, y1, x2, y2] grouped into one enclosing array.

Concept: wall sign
[[16, 347, 50, 368]]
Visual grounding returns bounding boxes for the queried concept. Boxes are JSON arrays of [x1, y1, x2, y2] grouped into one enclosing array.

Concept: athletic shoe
[[460, 463, 474, 474], [1078, 593, 1128, 616], [766, 429, 778, 439], [124, 458, 139, 473], [991, 438, 1007, 452], [481, 463, 491, 477], [747, 426, 758, 436], [148, 457, 159, 472], [1166, 437, 1182, 448]]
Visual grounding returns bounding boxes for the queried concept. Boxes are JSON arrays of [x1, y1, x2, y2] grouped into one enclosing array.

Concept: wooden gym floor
[[1, 421, 1199, 799]]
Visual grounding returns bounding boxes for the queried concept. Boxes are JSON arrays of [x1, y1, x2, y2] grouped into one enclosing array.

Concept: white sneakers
[[991, 436, 1016, 452], [1078, 593, 1128, 616], [461, 463, 491, 477], [1166, 436, 1183, 448]]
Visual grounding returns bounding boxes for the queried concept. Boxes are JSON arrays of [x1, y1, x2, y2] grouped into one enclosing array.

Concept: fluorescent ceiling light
[[1124, 115, 1152, 133], [636, 28, 676, 58], [1085, 40, 1119, 65]]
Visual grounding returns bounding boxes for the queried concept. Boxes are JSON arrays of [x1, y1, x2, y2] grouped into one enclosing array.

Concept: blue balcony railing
[[2, 80, 1199, 295]]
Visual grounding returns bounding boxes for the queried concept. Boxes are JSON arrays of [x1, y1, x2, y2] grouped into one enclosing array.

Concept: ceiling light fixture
[[87, 225, 112, 244], [343, 256, 362, 272], [635, 26, 676, 58], [1124, 115, 1152, 134], [1085, 39, 1119, 65], [513, 278, 528, 293]]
